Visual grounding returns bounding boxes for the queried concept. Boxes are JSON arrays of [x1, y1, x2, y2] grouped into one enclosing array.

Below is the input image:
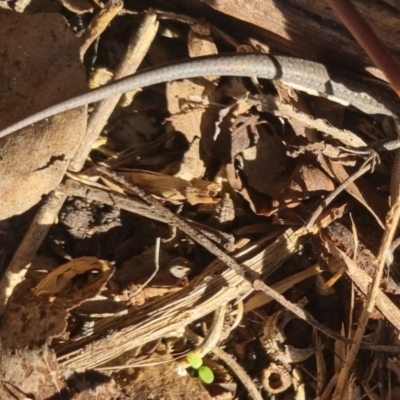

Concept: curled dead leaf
[[59, 0, 93, 13], [34, 256, 113, 296]]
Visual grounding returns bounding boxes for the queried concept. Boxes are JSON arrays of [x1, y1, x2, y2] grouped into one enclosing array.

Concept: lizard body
[[0, 53, 398, 139]]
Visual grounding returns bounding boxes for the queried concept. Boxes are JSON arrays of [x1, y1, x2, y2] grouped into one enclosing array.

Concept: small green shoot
[[186, 352, 203, 369], [185, 352, 214, 384], [198, 366, 214, 384]]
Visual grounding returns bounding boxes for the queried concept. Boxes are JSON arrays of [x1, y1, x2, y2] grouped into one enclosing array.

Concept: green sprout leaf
[[198, 366, 214, 384], [186, 352, 203, 369]]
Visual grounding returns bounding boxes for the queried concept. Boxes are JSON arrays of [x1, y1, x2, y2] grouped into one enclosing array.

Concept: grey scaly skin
[[0, 53, 399, 140]]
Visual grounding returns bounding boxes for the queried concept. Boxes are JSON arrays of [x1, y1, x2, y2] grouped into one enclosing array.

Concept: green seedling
[[198, 366, 214, 384], [186, 352, 215, 384], [187, 352, 203, 369]]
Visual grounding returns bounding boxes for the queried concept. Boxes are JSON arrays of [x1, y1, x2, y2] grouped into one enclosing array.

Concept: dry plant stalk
[[57, 201, 349, 370], [325, 245, 400, 331], [324, 1, 400, 397], [0, 191, 67, 314], [57, 225, 309, 370], [79, 0, 123, 59], [71, 11, 159, 172]]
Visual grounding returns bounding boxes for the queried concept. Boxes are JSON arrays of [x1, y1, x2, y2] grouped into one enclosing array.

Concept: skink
[[0, 53, 399, 140]]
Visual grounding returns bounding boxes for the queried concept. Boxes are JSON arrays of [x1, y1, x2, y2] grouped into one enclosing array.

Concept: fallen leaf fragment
[[0, 258, 113, 350], [122, 170, 221, 204], [59, 0, 93, 13], [166, 23, 220, 165], [271, 163, 335, 211], [34, 256, 113, 296]]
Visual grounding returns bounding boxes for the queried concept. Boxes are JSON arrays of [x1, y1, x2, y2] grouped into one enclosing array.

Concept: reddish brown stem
[[326, 0, 400, 97]]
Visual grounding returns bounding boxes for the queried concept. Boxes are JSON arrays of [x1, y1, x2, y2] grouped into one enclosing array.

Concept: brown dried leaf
[[167, 78, 219, 158], [321, 158, 386, 228], [115, 248, 175, 289], [0, 11, 87, 220], [133, 286, 184, 306], [188, 24, 216, 60], [59, 0, 93, 13], [274, 80, 317, 142], [166, 24, 220, 168], [240, 123, 288, 197], [0, 257, 114, 350], [123, 170, 221, 204], [186, 178, 221, 205], [244, 265, 321, 313], [221, 114, 260, 162], [34, 256, 113, 296], [271, 164, 335, 211], [79, 0, 123, 58], [88, 67, 113, 89], [115, 249, 187, 306], [249, 93, 368, 149], [220, 76, 251, 106], [124, 170, 189, 201], [173, 136, 206, 180]]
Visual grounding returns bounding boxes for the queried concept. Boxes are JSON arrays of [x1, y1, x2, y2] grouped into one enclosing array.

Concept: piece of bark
[[198, 0, 400, 79], [0, 10, 86, 220]]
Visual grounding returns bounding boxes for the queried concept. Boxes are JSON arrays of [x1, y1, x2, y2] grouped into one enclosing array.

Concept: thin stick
[[129, 237, 161, 300], [326, 0, 400, 95], [95, 165, 351, 343], [306, 156, 373, 230], [71, 11, 159, 172], [0, 191, 67, 314], [324, 2, 400, 397]]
